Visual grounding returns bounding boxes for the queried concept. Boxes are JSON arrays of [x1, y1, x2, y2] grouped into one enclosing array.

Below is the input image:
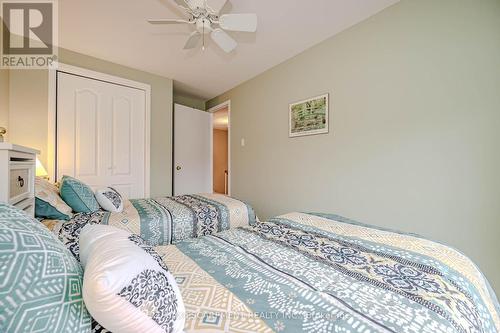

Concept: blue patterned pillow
[[0, 203, 91, 333], [60, 175, 100, 213]]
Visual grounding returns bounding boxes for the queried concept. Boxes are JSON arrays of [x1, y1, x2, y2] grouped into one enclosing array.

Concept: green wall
[[208, 0, 500, 292], [7, 48, 173, 197], [0, 69, 8, 138], [173, 91, 206, 110]]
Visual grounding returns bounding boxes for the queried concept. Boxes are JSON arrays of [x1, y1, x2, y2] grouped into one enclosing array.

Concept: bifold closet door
[[57, 72, 146, 198]]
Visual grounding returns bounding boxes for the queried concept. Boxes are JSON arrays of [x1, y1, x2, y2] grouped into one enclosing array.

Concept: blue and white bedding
[[5, 199, 499, 333], [158, 212, 500, 332], [43, 193, 257, 259]]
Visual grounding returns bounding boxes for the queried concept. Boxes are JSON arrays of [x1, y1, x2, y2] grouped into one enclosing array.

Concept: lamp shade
[[36, 158, 49, 178]]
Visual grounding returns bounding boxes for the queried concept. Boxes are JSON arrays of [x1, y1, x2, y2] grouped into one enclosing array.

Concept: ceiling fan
[[148, 0, 257, 53]]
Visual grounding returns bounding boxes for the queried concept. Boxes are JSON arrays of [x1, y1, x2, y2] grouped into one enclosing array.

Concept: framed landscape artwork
[[289, 93, 329, 137]]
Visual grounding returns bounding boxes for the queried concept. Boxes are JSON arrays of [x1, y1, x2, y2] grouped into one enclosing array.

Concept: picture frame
[[289, 93, 329, 138]]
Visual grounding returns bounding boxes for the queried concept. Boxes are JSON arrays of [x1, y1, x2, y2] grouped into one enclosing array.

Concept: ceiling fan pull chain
[[202, 19, 205, 51]]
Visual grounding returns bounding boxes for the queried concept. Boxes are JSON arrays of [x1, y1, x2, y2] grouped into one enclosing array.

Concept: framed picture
[[289, 93, 329, 137]]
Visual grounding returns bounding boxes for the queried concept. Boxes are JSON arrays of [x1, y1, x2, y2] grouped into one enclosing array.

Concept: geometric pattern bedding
[[127, 193, 257, 245], [160, 212, 500, 333], [0, 203, 91, 333], [43, 194, 257, 259]]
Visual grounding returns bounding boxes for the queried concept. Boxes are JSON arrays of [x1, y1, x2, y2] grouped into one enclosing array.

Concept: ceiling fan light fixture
[[147, 0, 257, 53]]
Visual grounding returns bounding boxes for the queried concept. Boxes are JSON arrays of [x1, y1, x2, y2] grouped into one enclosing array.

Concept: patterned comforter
[[44, 193, 257, 258], [157, 212, 500, 333]]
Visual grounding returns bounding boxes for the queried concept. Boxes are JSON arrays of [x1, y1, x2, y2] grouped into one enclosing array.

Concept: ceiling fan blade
[[148, 19, 193, 24], [206, 0, 228, 14], [184, 31, 201, 49], [219, 13, 257, 32], [173, 0, 193, 10], [211, 28, 237, 53]]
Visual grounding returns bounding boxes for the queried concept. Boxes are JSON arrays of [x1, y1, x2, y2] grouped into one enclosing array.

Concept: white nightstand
[[0, 143, 40, 217]]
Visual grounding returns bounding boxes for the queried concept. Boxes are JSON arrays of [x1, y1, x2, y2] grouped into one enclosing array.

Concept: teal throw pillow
[[60, 175, 99, 213]]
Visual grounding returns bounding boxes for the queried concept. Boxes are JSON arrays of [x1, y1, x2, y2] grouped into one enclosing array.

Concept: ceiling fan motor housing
[[189, 0, 208, 10], [196, 18, 212, 34]]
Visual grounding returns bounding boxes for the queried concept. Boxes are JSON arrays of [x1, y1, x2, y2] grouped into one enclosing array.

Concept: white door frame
[[207, 100, 231, 196], [48, 62, 151, 196]]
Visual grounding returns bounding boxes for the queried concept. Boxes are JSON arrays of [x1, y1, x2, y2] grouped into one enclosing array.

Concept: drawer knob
[[17, 176, 25, 188]]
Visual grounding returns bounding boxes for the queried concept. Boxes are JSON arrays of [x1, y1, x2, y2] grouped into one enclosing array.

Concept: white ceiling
[[59, 0, 398, 100]]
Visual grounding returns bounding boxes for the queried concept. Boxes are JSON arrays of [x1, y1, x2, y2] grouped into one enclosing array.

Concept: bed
[[156, 212, 500, 333], [4, 202, 499, 333], [43, 193, 257, 258]]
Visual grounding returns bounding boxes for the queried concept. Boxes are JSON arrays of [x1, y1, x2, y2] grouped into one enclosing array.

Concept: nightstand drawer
[[14, 197, 35, 216], [0, 143, 40, 218], [9, 163, 35, 204]]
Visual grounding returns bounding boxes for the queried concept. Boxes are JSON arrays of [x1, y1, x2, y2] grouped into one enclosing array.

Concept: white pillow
[[80, 225, 185, 333], [95, 187, 124, 212]]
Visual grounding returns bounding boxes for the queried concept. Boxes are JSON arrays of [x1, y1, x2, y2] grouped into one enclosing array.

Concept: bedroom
[[0, 0, 499, 332]]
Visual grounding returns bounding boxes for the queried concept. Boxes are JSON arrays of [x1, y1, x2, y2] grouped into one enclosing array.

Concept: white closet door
[[57, 72, 146, 199], [174, 104, 213, 196]]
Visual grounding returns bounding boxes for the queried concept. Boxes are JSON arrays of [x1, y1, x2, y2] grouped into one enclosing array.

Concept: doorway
[[209, 101, 231, 195]]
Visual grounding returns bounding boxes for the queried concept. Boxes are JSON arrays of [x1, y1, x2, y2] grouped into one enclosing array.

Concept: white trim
[[47, 68, 56, 181], [208, 100, 231, 196], [48, 62, 151, 197], [209, 113, 214, 194], [51, 62, 151, 91]]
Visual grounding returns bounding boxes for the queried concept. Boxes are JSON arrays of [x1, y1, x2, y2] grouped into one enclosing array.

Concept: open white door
[[174, 104, 213, 196]]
